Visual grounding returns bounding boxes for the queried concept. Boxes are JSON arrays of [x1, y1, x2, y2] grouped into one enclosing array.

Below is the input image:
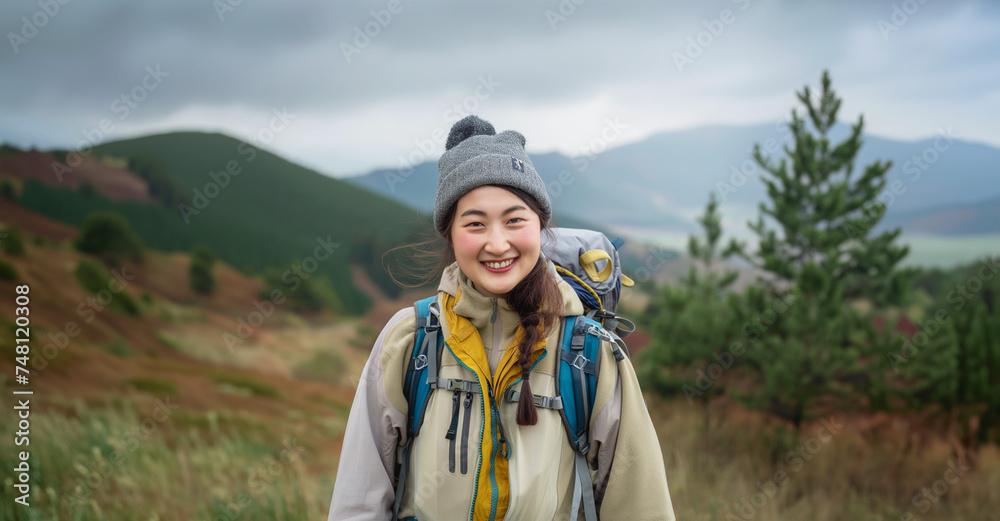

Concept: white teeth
[[484, 259, 514, 269]]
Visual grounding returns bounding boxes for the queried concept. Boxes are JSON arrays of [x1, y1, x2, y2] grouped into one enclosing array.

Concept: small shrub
[[210, 371, 279, 398], [155, 332, 184, 351], [0, 259, 17, 280], [102, 338, 134, 358], [74, 211, 145, 267], [189, 245, 216, 295], [125, 376, 178, 396], [0, 176, 22, 200], [1, 224, 25, 255]]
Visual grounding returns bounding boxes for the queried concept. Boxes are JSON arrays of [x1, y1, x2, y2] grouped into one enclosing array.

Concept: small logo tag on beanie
[[511, 157, 525, 173]]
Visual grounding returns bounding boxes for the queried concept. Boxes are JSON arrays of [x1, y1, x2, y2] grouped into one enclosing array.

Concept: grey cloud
[[1, 0, 997, 165]]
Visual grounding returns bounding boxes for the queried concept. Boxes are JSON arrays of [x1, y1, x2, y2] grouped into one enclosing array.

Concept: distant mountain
[[345, 123, 1000, 237], [348, 152, 626, 233], [879, 194, 1000, 236]]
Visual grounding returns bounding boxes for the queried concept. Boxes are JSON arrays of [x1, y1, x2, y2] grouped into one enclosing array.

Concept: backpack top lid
[[541, 227, 634, 315]]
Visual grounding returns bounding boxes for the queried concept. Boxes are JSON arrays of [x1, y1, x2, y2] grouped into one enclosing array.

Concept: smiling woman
[[328, 115, 675, 521]]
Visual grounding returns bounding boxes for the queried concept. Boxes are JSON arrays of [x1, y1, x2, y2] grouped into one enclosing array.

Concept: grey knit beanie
[[433, 115, 551, 237]]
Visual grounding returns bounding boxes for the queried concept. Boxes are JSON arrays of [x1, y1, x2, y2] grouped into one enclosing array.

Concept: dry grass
[[652, 397, 1000, 521]]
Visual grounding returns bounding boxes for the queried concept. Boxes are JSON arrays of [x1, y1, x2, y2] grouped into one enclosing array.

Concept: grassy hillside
[[0, 203, 372, 520], [14, 132, 433, 314]]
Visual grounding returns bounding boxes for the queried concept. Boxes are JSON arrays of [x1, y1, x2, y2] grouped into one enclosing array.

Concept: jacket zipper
[[487, 384, 500, 521], [446, 390, 461, 473], [461, 391, 473, 474], [492, 299, 502, 376]]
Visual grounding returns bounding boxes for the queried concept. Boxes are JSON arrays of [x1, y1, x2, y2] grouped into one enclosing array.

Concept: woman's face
[[450, 185, 541, 299]]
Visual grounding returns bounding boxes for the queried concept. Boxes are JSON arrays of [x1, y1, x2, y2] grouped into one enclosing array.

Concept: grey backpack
[[541, 227, 637, 343]]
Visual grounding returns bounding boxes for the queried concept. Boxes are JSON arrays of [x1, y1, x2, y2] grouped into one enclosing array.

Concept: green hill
[[17, 131, 430, 314]]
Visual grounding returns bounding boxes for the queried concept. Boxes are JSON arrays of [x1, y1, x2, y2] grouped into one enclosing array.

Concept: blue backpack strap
[[404, 296, 441, 436], [394, 295, 440, 520], [557, 316, 603, 449], [555, 315, 605, 521]]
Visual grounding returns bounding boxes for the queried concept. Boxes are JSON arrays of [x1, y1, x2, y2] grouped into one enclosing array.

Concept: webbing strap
[[577, 361, 590, 441], [570, 462, 582, 521], [436, 377, 480, 394], [504, 389, 563, 410], [611, 336, 629, 361], [560, 348, 597, 375], [572, 451, 598, 521], [423, 303, 441, 387], [392, 441, 412, 520]]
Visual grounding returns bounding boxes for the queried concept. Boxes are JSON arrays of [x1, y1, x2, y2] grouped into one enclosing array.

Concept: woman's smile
[[481, 257, 518, 272]]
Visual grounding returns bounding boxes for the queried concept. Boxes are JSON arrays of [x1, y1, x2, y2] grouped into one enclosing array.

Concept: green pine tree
[[640, 194, 741, 429], [190, 244, 216, 295], [725, 70, 909, 427], [895, 258, 1000, 454]]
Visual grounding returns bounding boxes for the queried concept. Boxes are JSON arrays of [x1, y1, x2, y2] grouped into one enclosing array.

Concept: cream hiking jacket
[[328, 260, 675, 520]]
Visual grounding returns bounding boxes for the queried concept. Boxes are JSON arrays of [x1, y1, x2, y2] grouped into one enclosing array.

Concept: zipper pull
[[464, 391, 473, 408], [445, 390, 460, 440], [490, 298, 497, 324], [497, 412, 511, 459]]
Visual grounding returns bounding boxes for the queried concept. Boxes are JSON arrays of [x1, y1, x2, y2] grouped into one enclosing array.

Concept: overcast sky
[[2, 0, 998, 177]]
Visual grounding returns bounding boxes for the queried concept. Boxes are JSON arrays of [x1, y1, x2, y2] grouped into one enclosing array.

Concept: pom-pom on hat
[[433, 115, 551, 237]]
